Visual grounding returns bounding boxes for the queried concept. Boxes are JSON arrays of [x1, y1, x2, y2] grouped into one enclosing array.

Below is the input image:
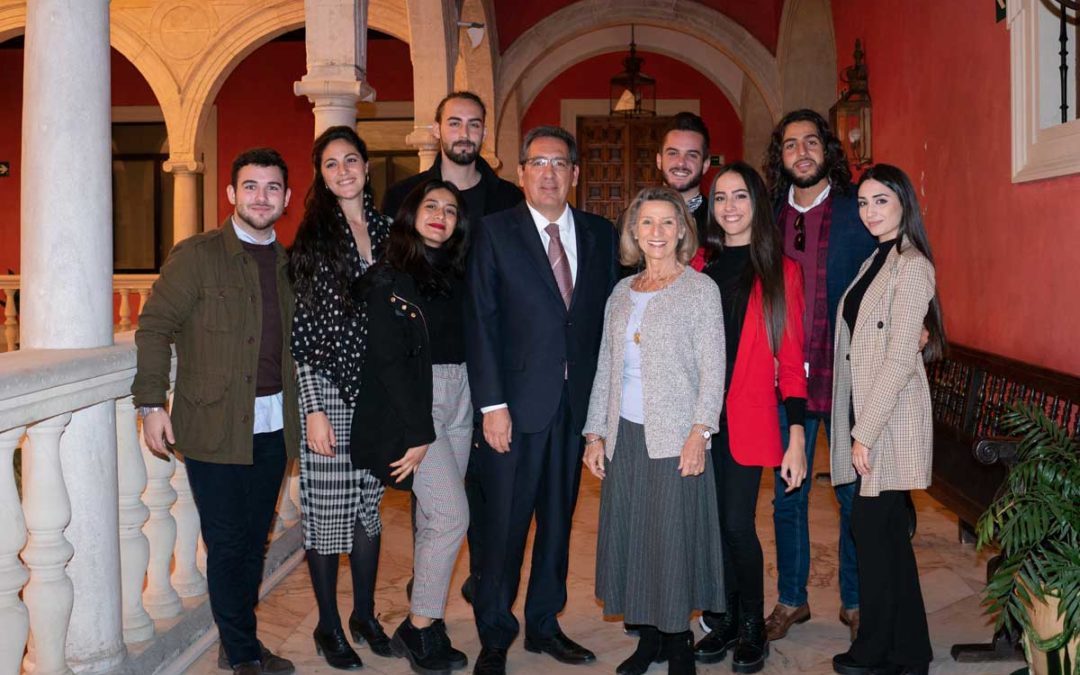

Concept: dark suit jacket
[[824, 191, 877, 341], [465, 201, 618, 435], [381, 155, 523, 223]]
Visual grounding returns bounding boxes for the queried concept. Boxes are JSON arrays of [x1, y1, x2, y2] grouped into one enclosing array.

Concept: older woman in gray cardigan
[[583, 186, 725, 675]]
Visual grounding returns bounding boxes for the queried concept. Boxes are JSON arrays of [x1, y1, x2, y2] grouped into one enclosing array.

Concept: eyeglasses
[[793, 212, 805, 252], [523, 156, 573, 171]]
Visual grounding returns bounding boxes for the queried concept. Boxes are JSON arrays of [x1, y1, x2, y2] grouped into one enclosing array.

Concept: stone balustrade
[[0, 275, 159, 352], [0, 334, 303, 673]]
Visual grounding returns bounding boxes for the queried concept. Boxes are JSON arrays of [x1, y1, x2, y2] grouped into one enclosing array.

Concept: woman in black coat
[[352, 179, 472, 675]]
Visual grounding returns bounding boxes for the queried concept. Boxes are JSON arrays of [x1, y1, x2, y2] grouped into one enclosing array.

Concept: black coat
[[350, 265, 435, 490], [381, 155, 523, 223]]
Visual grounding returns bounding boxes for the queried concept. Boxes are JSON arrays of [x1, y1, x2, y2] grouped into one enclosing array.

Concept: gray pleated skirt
[[595, 417, 725, 633]]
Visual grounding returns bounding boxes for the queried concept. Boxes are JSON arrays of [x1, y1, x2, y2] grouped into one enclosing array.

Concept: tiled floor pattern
[[184, 442, 1022, 675]]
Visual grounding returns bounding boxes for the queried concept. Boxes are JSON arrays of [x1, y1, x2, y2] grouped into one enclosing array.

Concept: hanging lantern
[[830, 39, 872, 168], [609, 25, 656, 117]]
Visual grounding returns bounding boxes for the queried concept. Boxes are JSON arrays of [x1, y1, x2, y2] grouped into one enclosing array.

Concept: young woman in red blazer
[[695, 162, 808, 673]]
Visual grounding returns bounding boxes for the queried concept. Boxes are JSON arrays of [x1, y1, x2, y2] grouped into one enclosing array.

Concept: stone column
[[294, 0, 374, 137], [19, 1, 125, 671], [163, 159, 204, 244], [406, 0, 455, 171]]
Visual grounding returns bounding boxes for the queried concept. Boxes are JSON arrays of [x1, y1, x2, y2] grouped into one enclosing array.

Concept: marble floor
[[184, 440, 1024, 675]]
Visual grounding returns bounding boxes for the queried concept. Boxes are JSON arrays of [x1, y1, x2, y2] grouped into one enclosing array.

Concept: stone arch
[[454, 0, 500, 164], [494, 0, 783, 138], [0, 4, 26, 43]]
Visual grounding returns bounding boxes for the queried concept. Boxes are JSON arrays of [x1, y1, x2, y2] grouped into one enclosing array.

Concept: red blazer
[[725, 257, 807, 467]]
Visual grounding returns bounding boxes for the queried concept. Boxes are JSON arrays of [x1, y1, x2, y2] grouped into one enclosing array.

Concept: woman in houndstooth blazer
[[829, 165, 946, 675], [289, 126, 393, 669]]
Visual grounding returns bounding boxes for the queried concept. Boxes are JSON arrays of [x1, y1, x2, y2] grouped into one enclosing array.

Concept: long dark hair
[[289, 126, 374, 311], [857, 164, 947, 363], [382, 179, 469, 298], [763, 108, 852, 206], [705, 161, 788, 354]]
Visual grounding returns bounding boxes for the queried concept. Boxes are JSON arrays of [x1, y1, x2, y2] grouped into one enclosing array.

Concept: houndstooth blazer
[[831, 237, 935, 497]]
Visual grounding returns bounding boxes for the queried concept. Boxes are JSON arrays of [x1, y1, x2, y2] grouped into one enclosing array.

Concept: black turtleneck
[[414, 246, 466, 365], [842, 239, 898, 336]]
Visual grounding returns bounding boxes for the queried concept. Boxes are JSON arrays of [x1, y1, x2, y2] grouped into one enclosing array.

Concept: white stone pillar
[[170, 461, 206, 597], [22, 414, 75, 675], [20, 1, 125, 672], [294, 0, 373, 137], [163, 159, 205, 244], [141, 441, 180, 620], [0, 427, 29, 674]]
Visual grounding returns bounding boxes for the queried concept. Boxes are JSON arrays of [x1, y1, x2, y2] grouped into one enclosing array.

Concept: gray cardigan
[[583, 268, 725, 459]]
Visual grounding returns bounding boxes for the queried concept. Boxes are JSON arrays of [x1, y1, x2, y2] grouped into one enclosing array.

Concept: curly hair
[[383, 179, 470, 298], [763, 109, 852, 206], [288, 125, 375, 312]]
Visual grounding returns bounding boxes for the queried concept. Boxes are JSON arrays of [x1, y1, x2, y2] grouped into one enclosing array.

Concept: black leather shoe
[[472, 647, 507, 675], [432, 620, 468, 670], [232, 662, 262, 675], [523, 631, 596, 664], [616, 626, 664, 675], [694, 611, 738, 663], [313, 627, 364, 670], [832, 651, 893, 675], [350, 614, 394, 657], [663, 631, 695, 675], [218, 643, 295, 674], [391, 618, 451, 675], [731, 615, 768, 673]]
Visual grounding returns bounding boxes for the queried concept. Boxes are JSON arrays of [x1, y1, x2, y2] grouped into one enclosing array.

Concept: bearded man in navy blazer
[[465, 126, 618, 675]]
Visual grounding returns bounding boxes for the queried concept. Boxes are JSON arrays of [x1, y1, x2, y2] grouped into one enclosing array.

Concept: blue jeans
[[773, 408, 859, 610]]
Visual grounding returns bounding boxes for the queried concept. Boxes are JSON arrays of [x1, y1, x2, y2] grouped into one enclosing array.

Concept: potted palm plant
[[976, 401, 1080, 675]]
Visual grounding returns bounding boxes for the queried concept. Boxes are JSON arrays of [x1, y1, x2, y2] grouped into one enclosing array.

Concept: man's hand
[[306, 411, 337, 457], [142, 409, 175, 460], [483, 408, 512, 453], [390, 444, 430, 483], [919, 327, 930, 351]]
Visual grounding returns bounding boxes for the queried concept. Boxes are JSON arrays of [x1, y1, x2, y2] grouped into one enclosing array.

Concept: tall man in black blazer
[[466, 126, 618, 675]]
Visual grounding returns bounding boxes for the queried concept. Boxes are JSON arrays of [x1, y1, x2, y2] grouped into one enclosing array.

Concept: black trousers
[[463, 415, 486, 582], [473, 385, 582, 648], [185, 431, 287, 666], [849, 485, 933, 667], [705, 422, 764, 619]]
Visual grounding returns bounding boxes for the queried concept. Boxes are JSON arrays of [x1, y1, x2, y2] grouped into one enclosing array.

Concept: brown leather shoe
[[839, 607, 860, 642], [764, 603, 810, 641]]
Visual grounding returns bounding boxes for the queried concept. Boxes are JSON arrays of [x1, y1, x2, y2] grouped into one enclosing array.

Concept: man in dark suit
[[465, 126, 618, 675]]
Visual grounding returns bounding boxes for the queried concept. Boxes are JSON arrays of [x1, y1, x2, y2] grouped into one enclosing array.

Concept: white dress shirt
[[232, 218, 285, 434], [480, 202, 578, 415], [787, 182, 832, 213]]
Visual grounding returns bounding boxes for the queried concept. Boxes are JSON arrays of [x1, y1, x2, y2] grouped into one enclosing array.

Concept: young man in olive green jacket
[[132, 148, 300, 675]]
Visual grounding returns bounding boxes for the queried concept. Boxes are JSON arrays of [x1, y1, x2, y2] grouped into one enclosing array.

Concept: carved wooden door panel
[[577, 116, 672, 223]]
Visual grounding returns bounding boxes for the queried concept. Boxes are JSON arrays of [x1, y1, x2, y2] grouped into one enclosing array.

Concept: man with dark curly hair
[[760, 110, 874, 645]]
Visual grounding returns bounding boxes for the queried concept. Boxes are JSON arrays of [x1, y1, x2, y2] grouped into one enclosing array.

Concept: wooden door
[[577, 115, 672, 222]]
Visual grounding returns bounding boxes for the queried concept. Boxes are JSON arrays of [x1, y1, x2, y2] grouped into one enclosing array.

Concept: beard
[[234, 203, 281, 231], [785, 160, 828, 188], [664, 168, 703, 193], [444, 139, 479, 165]]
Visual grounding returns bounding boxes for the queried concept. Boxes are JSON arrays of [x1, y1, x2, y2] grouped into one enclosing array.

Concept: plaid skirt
[[299, 368, 385, 554]]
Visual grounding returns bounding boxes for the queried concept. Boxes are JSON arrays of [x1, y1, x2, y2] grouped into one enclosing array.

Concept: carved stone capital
[[162, 159, 204, 175]]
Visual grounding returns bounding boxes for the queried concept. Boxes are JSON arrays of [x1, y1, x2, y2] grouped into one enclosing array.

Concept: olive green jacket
[[132, 219, 301, 464]]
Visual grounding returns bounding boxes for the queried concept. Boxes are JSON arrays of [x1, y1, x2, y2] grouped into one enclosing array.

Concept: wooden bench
[[927, 344, 1080, 662]]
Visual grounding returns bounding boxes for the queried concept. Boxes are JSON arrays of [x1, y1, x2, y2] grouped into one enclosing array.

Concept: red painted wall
[[213, 39, 413, 246], [833, 0, 1080, 375], [521, 50, 743, 178], [494, 0, 784, 54]]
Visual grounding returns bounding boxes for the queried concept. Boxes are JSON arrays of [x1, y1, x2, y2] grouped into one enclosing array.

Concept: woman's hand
[[852, 440, 872, 476], [780, 424, 807, 493], [390, 444, 430, 483], [305, 411, 337, 456], [678, 427, 708, 477], [583, 436, 606, 479]]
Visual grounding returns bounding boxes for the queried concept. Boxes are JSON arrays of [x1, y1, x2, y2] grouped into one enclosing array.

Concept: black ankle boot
[[694, 609, 738, 664], [313, 626, 364, 670], [664, 631, 695, 675], [391, 618, 451, 675], [350, 614, 393, 657], [431, 620, 467, 670], [616, 625, 664, 675], [731, 615, 768, 674]]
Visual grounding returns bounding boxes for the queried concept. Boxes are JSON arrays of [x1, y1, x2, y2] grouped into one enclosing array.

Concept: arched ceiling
[[492, 0, 786, 54]]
